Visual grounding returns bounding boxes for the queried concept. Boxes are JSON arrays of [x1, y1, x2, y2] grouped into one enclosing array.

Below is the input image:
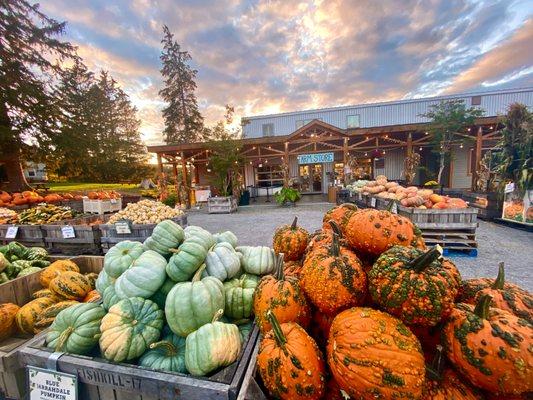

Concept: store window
[[262, 123, 274, 137], [471, 96, 481, 106], [255, 165, 283, 187], [346, 115, 360, 128], [28, 170, 36, 177]]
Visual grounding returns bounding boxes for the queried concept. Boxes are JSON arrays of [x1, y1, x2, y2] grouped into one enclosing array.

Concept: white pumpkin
[[235, 246, 276, 275], [204, 242, 241, 281]]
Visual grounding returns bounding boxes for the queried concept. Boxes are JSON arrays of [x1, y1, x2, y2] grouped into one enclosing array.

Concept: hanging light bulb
[[460, 143, 464, 148], [419, 147, 422, 151], [425, 132, 429, 135], [265, 159, 268, 163], [382, 150, 386, 155], [249, 161, 252, 165], [364, 152, 368, 156]]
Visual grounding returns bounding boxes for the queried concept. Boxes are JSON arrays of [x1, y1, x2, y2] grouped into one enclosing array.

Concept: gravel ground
[[188, 203, 533, 291]]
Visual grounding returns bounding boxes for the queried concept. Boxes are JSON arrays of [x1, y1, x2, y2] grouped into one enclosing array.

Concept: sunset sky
[[39, 0, 533, 145]]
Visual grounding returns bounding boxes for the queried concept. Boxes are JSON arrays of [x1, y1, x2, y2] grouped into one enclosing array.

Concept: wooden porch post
[[156, 153, 163, 174], [343, 137, 349, 164], [180, 152, 187, 185], [472, 126, 483, 190], [406, 133, 413, 156], [172, 163, 178, 182]]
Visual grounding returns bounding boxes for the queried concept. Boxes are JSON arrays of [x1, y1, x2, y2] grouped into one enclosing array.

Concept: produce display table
[[42, 215, 105, 255]]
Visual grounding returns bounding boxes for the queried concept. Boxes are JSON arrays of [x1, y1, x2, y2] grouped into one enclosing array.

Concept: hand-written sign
[[297, 152, 334, 164], [28, 366, 77, 400], [115, 220, 132, 234], [391, 202, 398, 214], [61, 225, 76, 239], [370, 197, 377, 207], [5, 226, 18, 239]]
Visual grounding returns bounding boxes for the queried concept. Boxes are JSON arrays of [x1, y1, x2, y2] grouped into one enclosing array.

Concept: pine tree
[[159, 25, 204, 144], [0, 0, 76, 190]]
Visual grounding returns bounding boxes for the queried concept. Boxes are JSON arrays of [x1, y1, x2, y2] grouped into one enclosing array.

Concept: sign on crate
[[5, 226, 18, 239], [61, 225, 76, 239], [391, 202, 398, 214], [370, 197, 377, 207], [115, 220, 132, 234], [27, 366, 77, 400]]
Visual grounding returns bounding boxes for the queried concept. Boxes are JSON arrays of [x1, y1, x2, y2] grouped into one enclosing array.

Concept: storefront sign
[[297, 152, 334, 164], [28, 366, 77, 400]]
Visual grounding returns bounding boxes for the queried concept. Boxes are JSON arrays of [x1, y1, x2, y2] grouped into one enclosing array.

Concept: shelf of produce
[[0, 255, 102, 399], [99, 214, 188, 253], [42, 215, 106, 255], [0, 224, 45, 247], [20, 325, 260, 400]]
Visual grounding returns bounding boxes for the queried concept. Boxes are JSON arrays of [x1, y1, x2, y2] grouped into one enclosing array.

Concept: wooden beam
[[181, 151, 187, 185], [172, 163, 178, 182], [472, 126, 483, 190], [343, 137, 348, 164], [157, 154, 163, 174]]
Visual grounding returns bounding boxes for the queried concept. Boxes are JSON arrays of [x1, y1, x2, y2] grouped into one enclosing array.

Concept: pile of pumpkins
[[255, 206, 532, 399], [0, 259, 100, 341], [0, 190, 83, 208], [0, 242, 51, 283], [38, 221, 277, 377]]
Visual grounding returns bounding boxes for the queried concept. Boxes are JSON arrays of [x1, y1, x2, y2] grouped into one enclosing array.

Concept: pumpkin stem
[[474, 294, 492, 320], [492, 262, 505, 290], [192, 264, 206, 282], [266, 310, 286, 348], [275, 253, 285, 281], [341, 203, 358, 211], [212, 308, 224, 323], [426, 345, 445, 382], [330, 233, 340, 257], [328, 220, 342, 236], [168, 248, 180, 254], [291, 216, 298, 230], [149, 340, 177, 356], [55, 326, 74, 352], [409, 245, 442, 273]]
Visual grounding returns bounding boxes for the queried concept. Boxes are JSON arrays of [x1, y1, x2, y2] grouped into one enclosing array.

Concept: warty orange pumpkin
[[322, 203, 358, 233], [0, 303, 20, 340], [283, 260, 303, 278], [273, 216, 310, 261], [257, 311, 326, 400]]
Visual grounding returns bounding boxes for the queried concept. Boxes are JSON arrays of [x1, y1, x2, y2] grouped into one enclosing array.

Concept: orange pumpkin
[[322, 203, 358, 232], [62, 193, 74, 200], [257, 311, 326, 400], [272, 217, 309, 261], [305, 221, 346, 255], [344, 208, 420, 258], [327, 307, 425, 399], [0, 303, 20, 340], [87, 192, 99, 199], [253, 254, 311, 333], [300, 233, 367, 314], [0, 191, 11, 202], [74, 195, 83, 201], [83, 290, 101, 303], [13, 196, 28, 205], [40, 259, 80, 288], [442, 295, 533, 395], [283, 260, 303, 278]]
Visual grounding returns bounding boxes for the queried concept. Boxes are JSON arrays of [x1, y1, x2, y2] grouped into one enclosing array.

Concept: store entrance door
[[299, 164, 323, 193]]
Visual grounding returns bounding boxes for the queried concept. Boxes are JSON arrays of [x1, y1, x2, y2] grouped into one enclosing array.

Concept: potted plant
[[274, 187, 301, 207]]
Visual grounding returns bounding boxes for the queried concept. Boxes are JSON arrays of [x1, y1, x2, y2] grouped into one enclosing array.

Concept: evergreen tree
[[159, 25, 204, 144], [0, 0, 76, 190]]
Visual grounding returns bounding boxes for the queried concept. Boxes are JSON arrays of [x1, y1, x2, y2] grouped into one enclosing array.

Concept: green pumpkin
[[16, 266, 42, 277], [100, 297, 164, 362], [95, 269, 115, 295], [205, 242, 241, 281], [149, 278, 176, 309], [102, 285, 120, 311], [166, 241, 208, 282], [235, 246, 276, 275], [46, 303, 106, 355], [184, 226, 216, 248], [237, 320, 253, 343], [214, 231, 238, 248], [165, 265, 224, 337], [115, 250, 167, 299], [104, 240, 144, 278], [26, 247, 48, 261], [143, 220, 185, 256], [223, 274, 259, 319], [138, 332, 186, 373], [184, 310, 242, 376]]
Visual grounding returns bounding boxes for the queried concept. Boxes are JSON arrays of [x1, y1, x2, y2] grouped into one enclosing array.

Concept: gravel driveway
[[188, 203, 533, 291]]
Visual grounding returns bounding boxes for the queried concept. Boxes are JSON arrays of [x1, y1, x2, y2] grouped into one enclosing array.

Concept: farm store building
[[148, 87, 533, 196]]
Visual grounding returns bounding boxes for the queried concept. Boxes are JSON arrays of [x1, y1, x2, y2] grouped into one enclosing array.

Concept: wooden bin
[[397, 205, 478, 230], [0, 256, 103, 399], [42, 215, 106, 256], [208, 197, 238, 214], [99, 214, 188, 253], [0, 224, 45, 247]]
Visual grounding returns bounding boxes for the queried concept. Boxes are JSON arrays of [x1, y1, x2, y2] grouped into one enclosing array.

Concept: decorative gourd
[[272, 217, 309, 261], [49, 271, 92, 300], [34, 300, 80, 331], [283, 260, 302, 278], [323, 203, 358, 232], [0, 303, 20, 340], [46, 303, 105, 355], [115, 250, 167, 299], [16, 297, 56, 334], [17, 266, 42, 277], [327, 307, 425, 399], [257, 311, 326, 400], [184, 225, 216, 248], [344, 208, 419, 257], [236, 246, 276, 275], [253, 254, 310, 333], [143, 220, 184, 256], [205, 242, 241, 281], [84, 272, 99, 289], [149, 278, 176, 309], [139, 332, 186, 373], [103, 240, 144, 278], [40, 259, 79, 288], [470, 262, 532, 323], [100, 297, 164, 362], [184, 310, 242, 376], [442, 295, 533, 395], [165, 265, 225, 337], [300, 233, 367, 314], [32, 288, 62, 301], [213, 231, 238, 248], [95, 269, 115, 295], [102, 285, 120, 311], [166, 241, 208, 282], [223, 273, 259, 319], [368, 245, 461, 326], [83, 290, 101, 303]]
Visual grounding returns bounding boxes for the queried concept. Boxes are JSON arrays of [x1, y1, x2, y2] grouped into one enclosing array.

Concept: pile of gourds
[[17, 203, 77, 224], [256, 205, 532, 400], [0, 259, 100, 341], [43, 221, 276, 377], [0, 242, 51, 283], [107, 199, 183, 225], [0, 207, 18, 224]]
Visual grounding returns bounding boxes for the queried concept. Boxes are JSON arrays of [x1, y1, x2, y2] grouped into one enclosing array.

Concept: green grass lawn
[[47, 182, 142, 194]]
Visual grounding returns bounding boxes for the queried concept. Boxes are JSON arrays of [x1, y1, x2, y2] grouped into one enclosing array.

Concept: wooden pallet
[[208, 197, 238, 214], [421, 229, 478, 255]]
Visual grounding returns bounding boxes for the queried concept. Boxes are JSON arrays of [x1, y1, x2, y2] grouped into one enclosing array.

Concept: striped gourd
[[34, 300, 79, 331], [85, 273, 99, 289], [32, 288, 64, 301], [49, 271, 92, 300], [16, 297, 56, 334], [40, 260, 80, 288]]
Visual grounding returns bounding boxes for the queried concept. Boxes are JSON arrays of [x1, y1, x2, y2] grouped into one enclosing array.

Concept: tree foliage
[[159, 25, 204, 144]]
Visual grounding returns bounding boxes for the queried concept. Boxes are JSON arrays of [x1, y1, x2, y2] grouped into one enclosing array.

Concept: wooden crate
[[42, 216, 106, 255], [0, 256, 103, 399], [397, 205, 478, 230], [20, 325, 260, 400], [61, 199, 84, 212], [99, 214, 188, 253], [0, 224, 45, 247], [208, 197, 237, 214], [83, 198, 122, 214]]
